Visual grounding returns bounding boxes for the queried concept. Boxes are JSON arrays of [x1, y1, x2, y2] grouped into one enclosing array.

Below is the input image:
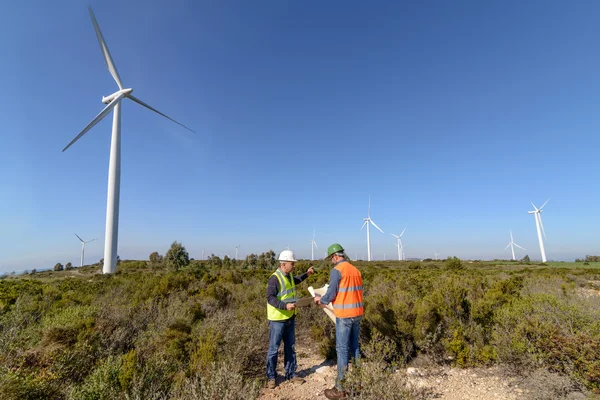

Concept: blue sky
[[1, 0, 599, 272]]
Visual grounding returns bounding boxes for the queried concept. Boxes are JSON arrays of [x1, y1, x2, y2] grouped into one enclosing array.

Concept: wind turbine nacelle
[[102, 88, 133, 104]]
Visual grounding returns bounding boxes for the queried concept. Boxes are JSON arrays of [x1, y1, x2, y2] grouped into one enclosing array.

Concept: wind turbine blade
[[531, 202, 539, 211], [399, 228, 406, 237], [74, 233, 84, 242], [538, 214, 547, 239], [391, 234, 399, 239], [361, 221, 367, 230], [128, 95, 195, 133], [85, 238, 98, 243], [371, 220, 384, 233], [514, 243, 526, 250], [510, 230, 514, 242], [63, 94, 124, 152], [88, 7, 123, 89], [504, 243, 511, 250], [314, 241, 318, 249], [539, 198, 550, 210], [368, 196, 371, 217]]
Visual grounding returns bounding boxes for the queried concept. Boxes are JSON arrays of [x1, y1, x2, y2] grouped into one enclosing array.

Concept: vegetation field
[[1, 245, 599, 399]]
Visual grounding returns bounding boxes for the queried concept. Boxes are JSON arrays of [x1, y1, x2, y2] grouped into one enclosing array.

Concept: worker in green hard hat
[[314, 243, 364, 399]]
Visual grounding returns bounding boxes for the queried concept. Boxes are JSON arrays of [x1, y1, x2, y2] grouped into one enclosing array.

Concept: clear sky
[[1, 0, 599, 272]]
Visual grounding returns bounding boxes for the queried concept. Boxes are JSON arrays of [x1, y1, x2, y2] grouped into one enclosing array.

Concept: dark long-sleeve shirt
[[267, 269, 309, 310]]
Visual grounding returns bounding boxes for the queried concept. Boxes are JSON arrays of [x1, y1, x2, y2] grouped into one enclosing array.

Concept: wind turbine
[[235, 245, 240, 260], [361, 197, 384, 261], [62, 7, 194, 274], [310, 230, 318, 261], [75, 233, 97, 267], [434, 252, 439, 260], [505, 230, 526, 261], [391, 228, 406, 260], [529, 199, 550, 262]]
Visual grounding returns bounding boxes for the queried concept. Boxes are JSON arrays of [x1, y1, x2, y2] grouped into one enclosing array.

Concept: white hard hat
[[278, 250, 298, 262]]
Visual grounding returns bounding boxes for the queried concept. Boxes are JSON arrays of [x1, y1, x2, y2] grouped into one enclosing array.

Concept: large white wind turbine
[[504, 230, 526, 261], [361, 197, 384, 261], [75, 233, 97, 268], [310, 230, 318, 261], [529, 199, 550, 262], [235, 245, 240, 260], [62, 7, 194, 274], [391, 228, 406, 260]]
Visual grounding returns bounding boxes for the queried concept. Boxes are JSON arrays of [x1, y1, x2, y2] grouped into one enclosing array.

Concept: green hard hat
[[327, 243, 344, 258]]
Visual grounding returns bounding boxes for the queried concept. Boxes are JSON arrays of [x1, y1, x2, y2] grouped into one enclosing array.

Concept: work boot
[[324, 387, 347, 399], [290, 376, 305, 384], [267, 379, 276, 389]]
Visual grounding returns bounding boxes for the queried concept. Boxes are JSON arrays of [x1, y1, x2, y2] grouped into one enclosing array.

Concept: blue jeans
[[266, 317, 297, 380], [335, 315, 362, 389]]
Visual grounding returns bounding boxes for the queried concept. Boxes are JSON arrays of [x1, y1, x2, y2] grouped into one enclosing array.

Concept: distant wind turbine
[[505, 230, 526, 261], [361, 197, 384, 261], [62, 7, 194, 274], [391, 228, 406, 260], [75, 233, 97, 267], [434, 252, 439, 260], [235, 245, 240, 260], [529, 199, 550, 262], [310, 230, 318, 261]]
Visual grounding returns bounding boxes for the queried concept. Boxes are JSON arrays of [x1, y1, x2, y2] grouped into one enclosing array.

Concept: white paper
[[308, 284, 336, 323]]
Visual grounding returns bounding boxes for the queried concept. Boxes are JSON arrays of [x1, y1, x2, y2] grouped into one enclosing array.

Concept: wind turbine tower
[[529, 199, 550, 262], [310, 230, 318, 261], [361, 197, 384, 261], [62, 7, 194, 274], [235, 245, 240, 260], [504, 230, 526, 261], [391, 228, 406, 260], [75, 233, 97, 267]]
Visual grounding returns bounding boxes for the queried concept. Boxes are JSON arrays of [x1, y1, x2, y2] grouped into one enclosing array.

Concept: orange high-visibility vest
[[331, 261, 364, 318]]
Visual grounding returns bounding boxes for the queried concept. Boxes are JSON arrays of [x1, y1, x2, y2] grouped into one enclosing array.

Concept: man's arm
[[318, 268, 341, 305], [267, 275, 288, 310], [293, 272, 308, 285], [293, 266, 315, 284]]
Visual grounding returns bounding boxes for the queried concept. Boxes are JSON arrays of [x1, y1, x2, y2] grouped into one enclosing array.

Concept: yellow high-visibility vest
[[267, 268, 297, 321]]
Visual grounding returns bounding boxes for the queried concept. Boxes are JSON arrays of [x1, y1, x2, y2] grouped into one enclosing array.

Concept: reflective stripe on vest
[[332, 261, 364, 318], [267, 268, 297, 321]]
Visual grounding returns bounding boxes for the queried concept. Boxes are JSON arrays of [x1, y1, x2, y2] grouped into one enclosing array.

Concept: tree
[[30, 269, 37, 275], [209, 254, 222, 269], [445, 256, 463, 270], [54, 263, 64, 271], [521, 255, 530, 263], [223, 255, 231, 269], [65, 262, 73, 271], [165, 241, 190, 271], [243, 253, 258, 269], [148, 251, 164, 269]]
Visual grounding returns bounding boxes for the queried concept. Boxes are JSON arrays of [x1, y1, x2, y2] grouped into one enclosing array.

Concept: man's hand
[[313, 295, 321, 305], [307, 266, 315, 276], [286, 303, 296, 311]]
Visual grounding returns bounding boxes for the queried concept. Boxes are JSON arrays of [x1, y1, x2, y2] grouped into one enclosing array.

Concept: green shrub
[[68, 356, 122, 400]]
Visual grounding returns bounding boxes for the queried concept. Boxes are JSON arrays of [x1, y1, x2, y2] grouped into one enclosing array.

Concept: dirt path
[[258, 343, 591, 400]]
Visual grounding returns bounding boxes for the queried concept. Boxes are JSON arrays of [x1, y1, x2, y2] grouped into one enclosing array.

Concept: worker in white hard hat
[[266, 249, 315, 389]]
